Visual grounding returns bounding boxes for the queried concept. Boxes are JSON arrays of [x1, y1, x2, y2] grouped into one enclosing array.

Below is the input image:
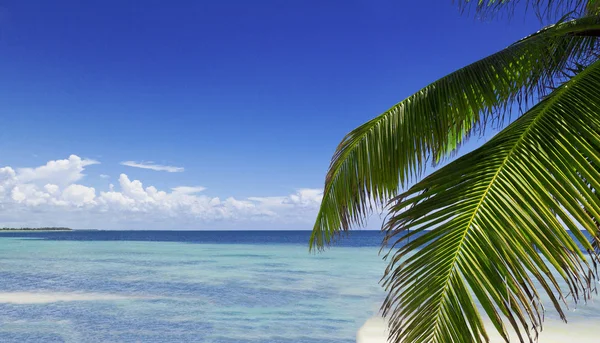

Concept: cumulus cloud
[[0, 155, 323, 229], [171, 186, 206, 194], [120, 161, 184, 173], [17, 155, 99, 186], [44, 184, 60, 195], [62, 184, 96, 206], [0, 167, 16, 197]]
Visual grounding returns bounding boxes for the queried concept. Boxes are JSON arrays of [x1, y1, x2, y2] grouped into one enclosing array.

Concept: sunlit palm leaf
[[310, 16, 600, 250], [381, 59, 600, 343]]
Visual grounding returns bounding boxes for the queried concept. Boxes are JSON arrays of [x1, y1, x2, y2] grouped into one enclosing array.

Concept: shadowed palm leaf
[[310, 16, 600, 250], [380, 59, 600, 342], [459, 0, 600, 18]]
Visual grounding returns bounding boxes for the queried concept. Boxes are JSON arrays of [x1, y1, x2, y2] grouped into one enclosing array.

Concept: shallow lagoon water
[[0, 231, 387, 342]]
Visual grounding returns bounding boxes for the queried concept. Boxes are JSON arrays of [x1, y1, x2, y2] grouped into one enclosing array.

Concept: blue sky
[[0, 1, 543, 229]]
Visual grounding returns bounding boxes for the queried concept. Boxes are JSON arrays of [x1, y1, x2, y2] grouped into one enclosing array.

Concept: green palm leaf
[[381, 58, 600, 343], [459, 0, 600, 18], [310, 16, 600, 250]]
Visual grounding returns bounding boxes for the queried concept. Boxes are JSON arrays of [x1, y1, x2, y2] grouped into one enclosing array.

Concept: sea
[[0, 230, 387, 343], [0, 230, 598, 343]]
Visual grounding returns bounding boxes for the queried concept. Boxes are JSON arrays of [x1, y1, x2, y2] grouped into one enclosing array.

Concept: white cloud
[[120, 161, 184, 173], [17, 155, 99, 186], [285, 188, 323, 206], [0, 167, 16, 179], [0, 167, 16, 197], [97, 189, 135, 208], [118, 174, 158, 202], [11, 184, 52, 206], [62, 184, 96, 206], [99, 174, 110, 179], [0, 155, 324, 230], [171, 186, 206, 194], [44, 184, 59, 195]]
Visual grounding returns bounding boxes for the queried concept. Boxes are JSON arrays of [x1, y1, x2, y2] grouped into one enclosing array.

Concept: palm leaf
[[310, 16, 600, 250], [458, 0, 600, 18], [381, 58, 600, 343], [589, 0, 600, 14]]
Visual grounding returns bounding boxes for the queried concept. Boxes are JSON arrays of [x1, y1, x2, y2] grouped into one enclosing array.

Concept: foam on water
[[0, 292, 144, 304]]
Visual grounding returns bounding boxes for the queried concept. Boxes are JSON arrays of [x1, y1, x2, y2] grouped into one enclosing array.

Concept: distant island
[[0, 227, 72, 231]]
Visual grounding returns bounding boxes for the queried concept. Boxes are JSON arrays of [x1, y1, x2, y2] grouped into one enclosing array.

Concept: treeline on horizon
[[0, 227, 72, 231]]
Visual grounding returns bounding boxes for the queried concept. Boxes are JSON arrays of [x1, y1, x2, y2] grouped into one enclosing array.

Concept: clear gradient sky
[[0, 0, 542, 229]]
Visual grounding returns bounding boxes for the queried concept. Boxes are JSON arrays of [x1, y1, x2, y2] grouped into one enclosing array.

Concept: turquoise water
[[0, 231, 387, 343]]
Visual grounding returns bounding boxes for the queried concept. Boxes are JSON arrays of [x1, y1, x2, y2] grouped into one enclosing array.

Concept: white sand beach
[[357, 316, 599, 343]]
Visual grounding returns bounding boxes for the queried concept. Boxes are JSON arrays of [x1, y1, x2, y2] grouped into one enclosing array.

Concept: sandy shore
[[357, 316, 599, 343]]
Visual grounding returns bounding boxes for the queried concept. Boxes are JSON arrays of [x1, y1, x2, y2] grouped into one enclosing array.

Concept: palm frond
[[586, 0, 600, 15], [458, 0, 600, 19], [310, 16, 600, 250], [381, 58, 600, 343]]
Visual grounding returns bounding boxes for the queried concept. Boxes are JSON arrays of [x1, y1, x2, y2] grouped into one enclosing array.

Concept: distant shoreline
[[0, 227, 72, 231]]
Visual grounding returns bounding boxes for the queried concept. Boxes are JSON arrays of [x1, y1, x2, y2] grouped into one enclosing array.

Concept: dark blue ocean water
[[0, 229, 591, 251], [0, 230, 387, 247]]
